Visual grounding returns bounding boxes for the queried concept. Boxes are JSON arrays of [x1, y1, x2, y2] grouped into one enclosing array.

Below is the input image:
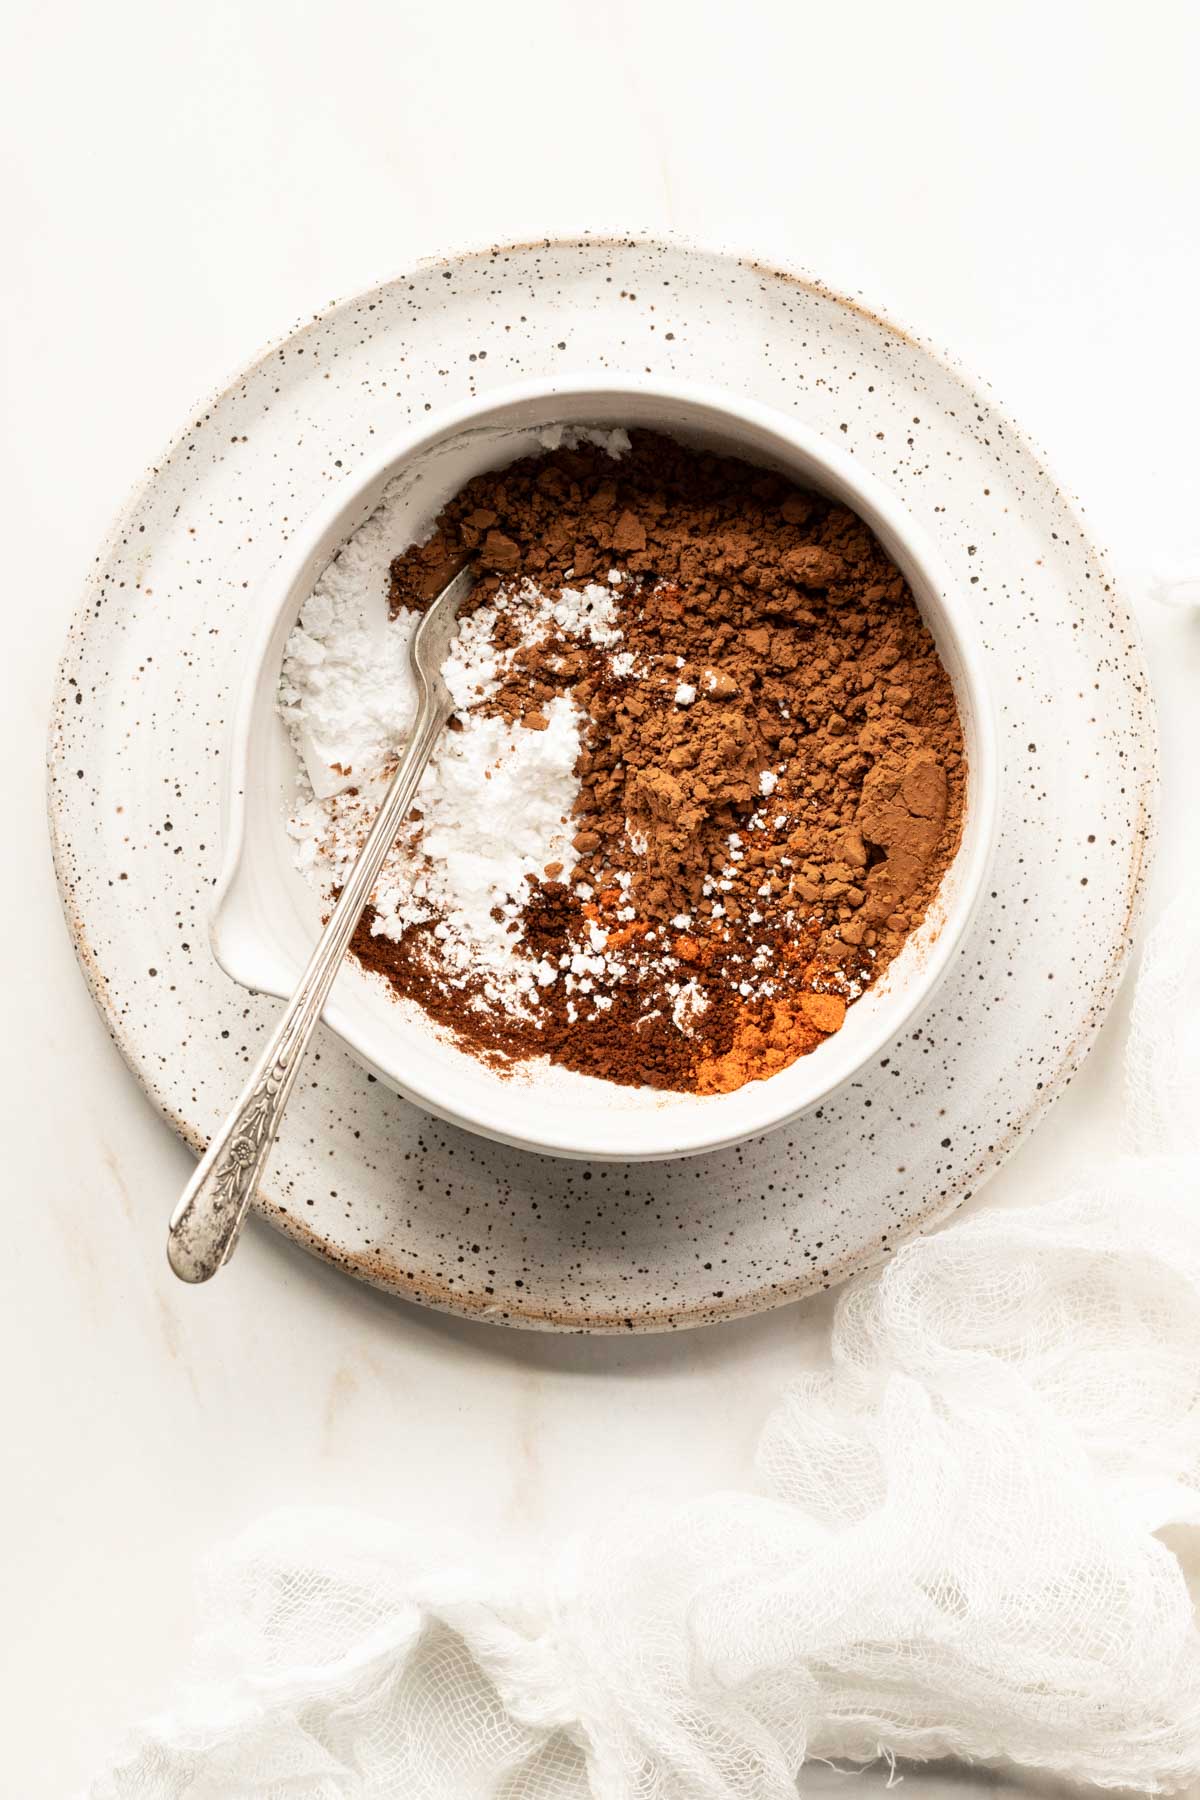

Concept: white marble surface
[[3, 1, 1199, 1793]]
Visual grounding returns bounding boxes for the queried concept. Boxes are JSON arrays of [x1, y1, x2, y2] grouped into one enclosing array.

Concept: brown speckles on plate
[[46, 236, 1156, 1331]]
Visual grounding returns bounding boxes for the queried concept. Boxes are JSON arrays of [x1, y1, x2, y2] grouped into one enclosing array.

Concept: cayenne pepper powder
[[349, 430, 965, 1094]]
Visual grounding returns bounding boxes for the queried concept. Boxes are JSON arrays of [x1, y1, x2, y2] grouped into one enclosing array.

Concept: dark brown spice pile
[[351, 430, 965, 1094]]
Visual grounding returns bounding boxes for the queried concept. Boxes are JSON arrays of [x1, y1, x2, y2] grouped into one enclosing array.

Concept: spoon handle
[[167, 696, 450, 1283]]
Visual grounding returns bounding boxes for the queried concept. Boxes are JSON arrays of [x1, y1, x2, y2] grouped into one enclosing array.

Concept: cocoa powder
[[357, 431, 965, 1094]]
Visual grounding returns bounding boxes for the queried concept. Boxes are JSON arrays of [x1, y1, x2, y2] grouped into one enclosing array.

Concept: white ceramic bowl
[[211, 376, 998, 1161]]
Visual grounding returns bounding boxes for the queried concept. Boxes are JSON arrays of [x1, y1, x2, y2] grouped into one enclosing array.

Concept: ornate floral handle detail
[[204, 1056, 292, 1238], [167, 948, 351, 1282], [167, 572, 471, 1282]]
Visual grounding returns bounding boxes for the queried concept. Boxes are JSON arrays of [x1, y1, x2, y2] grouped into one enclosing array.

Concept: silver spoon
[[168, 564, 474, 1283]]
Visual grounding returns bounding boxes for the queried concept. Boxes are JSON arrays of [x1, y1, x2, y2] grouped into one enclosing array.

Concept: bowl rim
[[211, 371, 1000, 1159]]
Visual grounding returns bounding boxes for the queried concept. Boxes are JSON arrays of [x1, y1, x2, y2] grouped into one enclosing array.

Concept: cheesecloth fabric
[[89, 901, 1200, 1798]]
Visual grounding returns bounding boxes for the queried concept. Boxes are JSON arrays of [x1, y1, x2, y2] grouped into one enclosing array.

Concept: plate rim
[[46, 232, 1159, 1329]]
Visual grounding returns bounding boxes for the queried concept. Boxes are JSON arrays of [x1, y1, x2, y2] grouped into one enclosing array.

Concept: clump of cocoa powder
[[355, 430, 965, 1095]]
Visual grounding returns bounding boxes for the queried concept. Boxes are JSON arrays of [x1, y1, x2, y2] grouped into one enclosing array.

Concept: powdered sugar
[[534, 424, 630, 459], [549, 581, 622, 646], [286, 694, 582, 1007], [670, 979, 708, 1034], [285, 655, 582, 1011], [280, 451, 637, 1014], [279, 494, 420, 802], [279, 425, 630, 805]]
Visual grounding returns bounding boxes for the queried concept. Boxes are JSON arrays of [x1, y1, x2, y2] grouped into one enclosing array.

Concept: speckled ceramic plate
[[48, 236, 1156, 1331]]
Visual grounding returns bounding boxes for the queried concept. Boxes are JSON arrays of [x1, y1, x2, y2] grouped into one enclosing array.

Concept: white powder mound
[[279, 430, 635, 1013], [404, 696, 581, 953], [551, 582, 622, 646], [280, 426, 629, 803], [287, 696, 581, 1004], [671, 979, 708, 1034], [535, 425, 630, 458], [279, 487, 421, 802], [440, 605, 504, 709]]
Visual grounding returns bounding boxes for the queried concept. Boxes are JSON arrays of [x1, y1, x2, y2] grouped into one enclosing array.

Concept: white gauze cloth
[[90, 901, 1200, 1798]]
